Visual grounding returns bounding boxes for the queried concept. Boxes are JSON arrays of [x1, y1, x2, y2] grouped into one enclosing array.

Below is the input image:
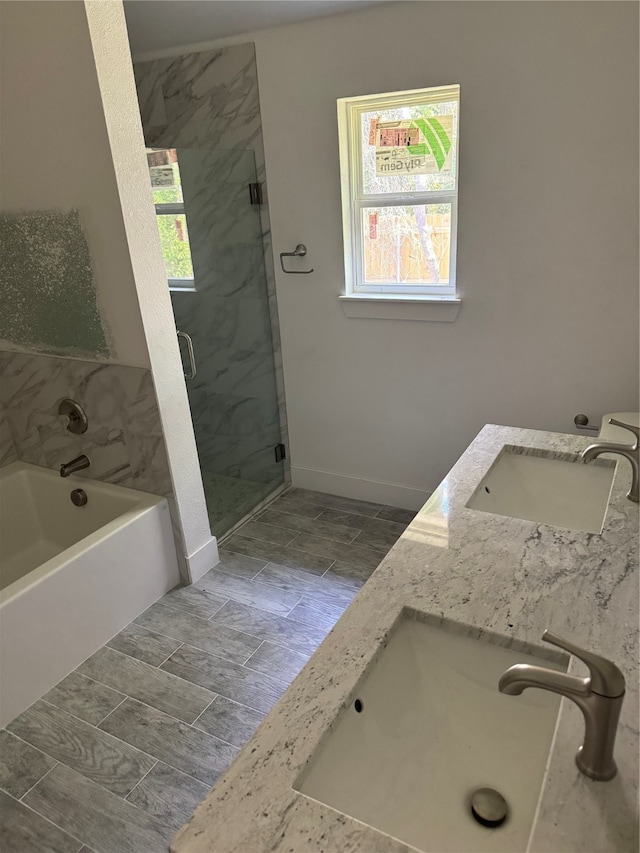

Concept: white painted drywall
[[138, 1, 639, 508], [85, 1, 215, 579], [0, 1, 150, 368]]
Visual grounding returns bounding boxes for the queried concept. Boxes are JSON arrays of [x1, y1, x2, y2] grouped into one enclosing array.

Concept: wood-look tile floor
[[0, 488, 415, 853]]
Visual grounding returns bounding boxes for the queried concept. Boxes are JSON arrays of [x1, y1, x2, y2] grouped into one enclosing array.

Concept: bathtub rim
[[0, 460, 172, 605]]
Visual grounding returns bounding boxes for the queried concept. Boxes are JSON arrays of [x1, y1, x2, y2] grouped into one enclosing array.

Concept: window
[[146, 149, 195, 291], [337, 86, 460, 314]]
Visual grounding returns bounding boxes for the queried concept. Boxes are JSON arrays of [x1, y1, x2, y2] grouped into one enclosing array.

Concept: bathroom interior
[[0, 1, 638, 851]]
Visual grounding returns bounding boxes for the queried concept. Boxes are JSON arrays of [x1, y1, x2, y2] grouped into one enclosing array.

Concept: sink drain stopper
[[470, 788, 508, 828]]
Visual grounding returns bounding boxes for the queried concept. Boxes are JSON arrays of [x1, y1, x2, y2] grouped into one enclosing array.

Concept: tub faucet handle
[[542, 630, 625, 698]]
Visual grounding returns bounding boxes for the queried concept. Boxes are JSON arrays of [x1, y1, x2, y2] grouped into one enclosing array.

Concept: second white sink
[[295, 613, 565, 853], [466, 445, 615, 533]]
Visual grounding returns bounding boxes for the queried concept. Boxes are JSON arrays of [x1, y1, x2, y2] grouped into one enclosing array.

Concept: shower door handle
[[177, 331, 197, 380]]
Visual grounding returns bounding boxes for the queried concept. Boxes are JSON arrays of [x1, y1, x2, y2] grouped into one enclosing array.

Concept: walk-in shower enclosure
[[134, 43, 289, 535]]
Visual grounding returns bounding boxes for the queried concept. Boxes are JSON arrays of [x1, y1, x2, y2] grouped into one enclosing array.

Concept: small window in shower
[[146, 149, 196, 291]]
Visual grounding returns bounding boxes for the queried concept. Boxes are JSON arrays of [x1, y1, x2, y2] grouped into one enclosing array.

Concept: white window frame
[[337, 85, 460, 310]]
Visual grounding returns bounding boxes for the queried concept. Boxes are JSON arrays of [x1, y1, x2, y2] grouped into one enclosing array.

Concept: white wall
[[133, 1, 640, 509], [253, 1, 639, 506], [0, 1, 149, 368]]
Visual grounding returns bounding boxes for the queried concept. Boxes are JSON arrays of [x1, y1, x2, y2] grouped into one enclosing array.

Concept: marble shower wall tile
[[0, 350, 173, 497], [135, 45, 259, 133], [0, 402, 17, 467], [134, 43, 290, 489]]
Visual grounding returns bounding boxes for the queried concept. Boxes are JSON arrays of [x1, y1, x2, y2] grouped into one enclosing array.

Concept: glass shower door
[[155, 146, 284, 536]]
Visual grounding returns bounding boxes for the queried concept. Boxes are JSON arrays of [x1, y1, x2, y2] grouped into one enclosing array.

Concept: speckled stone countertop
[[173, 426, 639, 853]]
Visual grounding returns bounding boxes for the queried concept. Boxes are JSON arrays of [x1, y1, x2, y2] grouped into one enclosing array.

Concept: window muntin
[[338, 86, 459, 298]]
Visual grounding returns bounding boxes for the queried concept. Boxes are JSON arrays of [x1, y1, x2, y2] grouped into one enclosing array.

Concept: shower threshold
[[203, 473, 288, 539]]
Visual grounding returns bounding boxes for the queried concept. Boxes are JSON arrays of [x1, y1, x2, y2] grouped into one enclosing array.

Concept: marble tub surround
[[0, 350, 172, 497], [173, 425, 639, 853], [134, 42, 290, 489], [0, 404, 17, 468]]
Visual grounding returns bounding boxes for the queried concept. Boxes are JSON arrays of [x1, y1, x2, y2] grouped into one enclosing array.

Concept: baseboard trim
[[290, 466, 430, 511], [185, 536, 219, 583]]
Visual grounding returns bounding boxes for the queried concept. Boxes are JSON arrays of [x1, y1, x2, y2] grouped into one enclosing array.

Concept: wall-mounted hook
[[280, 244, 314, 274], [574, 414, 599, 433]]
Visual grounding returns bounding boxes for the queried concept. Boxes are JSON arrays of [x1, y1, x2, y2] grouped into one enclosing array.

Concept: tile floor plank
[[42, 673, 125, 726], [217, 550, 268, 579], [245, 642, 310, 684], [288, 488, 385, 518], [192, 696, 266, 748], [23, 763, 174, 853], [315, 509, 405, 551], [195, 567, 301, 616], [125, 761, 210, 830], [351, 526, 404, 552], [223, 534, 334, 576], [0, 789, 82, 853], [106, 624, 182, 667], [99, 698, 237, 787], [376, 505, 417, 525], [134, 600, 261, 664], [7, 701, 155, 797], [285, 531, 384, 570], [286, 596, 346, 633], [162, 583, 228, 620], [77, 646, 215, 725], [255, 563, 356, 609], [255, 508, 359, 544], [236, 519, 299, 547], [325, 560, 377, 590], [161, 645, 287, 714], [265, 494, 324, 519], [0, 730, 57, 799], [317, 507, 406, 538], [210, 600, 328, 656]]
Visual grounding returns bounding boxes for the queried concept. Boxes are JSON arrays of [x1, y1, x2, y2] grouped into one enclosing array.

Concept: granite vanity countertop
[[173, 425, 639, 853]]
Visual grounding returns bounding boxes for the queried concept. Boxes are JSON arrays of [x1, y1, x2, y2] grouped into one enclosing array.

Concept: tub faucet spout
[[581, 418, 639, 503], [60, 454, 91, 478], [499, 630, 625, 781]]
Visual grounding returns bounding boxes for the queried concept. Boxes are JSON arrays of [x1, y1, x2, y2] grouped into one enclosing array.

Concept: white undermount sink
[[466, 445, 615, 533], [295, 612, 566, 853]]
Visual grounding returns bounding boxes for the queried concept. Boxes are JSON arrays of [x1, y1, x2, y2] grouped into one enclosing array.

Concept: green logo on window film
[[408, 118, 452, 171]]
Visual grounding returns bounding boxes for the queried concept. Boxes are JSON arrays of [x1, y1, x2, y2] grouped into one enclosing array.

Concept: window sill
[[339, 294, 461, 322]]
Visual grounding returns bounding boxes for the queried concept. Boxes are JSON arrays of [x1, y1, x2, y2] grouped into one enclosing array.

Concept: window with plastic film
[[337, 86, 459, 299]]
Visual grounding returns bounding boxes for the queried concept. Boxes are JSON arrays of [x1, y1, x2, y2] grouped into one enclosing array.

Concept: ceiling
[[124, 1, 387, 58]]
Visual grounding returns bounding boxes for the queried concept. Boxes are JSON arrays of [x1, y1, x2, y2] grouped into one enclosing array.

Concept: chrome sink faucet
[[499, 630, 625, 781], [581, 417, 639, 503], [59, 454, 91, 478]]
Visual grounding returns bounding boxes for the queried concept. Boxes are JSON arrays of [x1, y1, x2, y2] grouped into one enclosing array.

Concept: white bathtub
[[0, 461, 180, 726]]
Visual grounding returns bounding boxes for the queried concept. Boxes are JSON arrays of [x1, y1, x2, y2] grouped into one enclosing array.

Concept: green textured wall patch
[[0, 209, 109, 357]]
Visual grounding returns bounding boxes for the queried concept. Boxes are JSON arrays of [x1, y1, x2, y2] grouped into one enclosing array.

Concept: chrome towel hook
[[280, 244, 314, 274]]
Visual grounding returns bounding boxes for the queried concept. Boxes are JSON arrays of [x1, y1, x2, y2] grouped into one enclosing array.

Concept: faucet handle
[[608, 418, 639, 447], [542, 630, 625, 698]]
